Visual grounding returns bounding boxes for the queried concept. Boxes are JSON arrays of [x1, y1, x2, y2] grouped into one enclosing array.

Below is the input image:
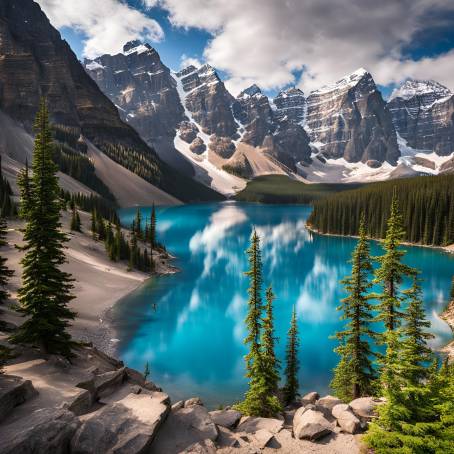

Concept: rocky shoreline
[[0, 344, 382, 453]]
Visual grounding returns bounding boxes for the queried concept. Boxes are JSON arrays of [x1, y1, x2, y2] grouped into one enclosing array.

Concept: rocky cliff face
[[0, 0, 220, 202], [388, 80, 454, 155], [85, 41, 185, 150], [306, 68, 399, 165]]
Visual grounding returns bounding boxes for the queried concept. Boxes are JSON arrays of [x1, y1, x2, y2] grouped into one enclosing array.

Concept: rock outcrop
[[71, 392, 170, 454], [0, 375, 37, 423], [0, 408, 80, 454], [306, 68, 399, 164], [85, 41, 185, 151], [388, 80, 454, 155]]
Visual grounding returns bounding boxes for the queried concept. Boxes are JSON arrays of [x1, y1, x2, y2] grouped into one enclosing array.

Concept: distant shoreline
[[305, 223, 454, 255]]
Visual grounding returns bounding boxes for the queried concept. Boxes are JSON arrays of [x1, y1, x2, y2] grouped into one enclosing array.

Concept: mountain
[[305, 68, 399, 165], [85, 47, 409, 188], [85, 50, 313, 192], [388, 80, 454, 155], [0, 0, 221, 204], [83, 38, 454, 188], [84, 40, 185, 157]]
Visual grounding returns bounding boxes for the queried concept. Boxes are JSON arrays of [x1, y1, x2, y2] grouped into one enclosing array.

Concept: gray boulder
[[181, 439, 217, 454], [332, 404, 362, 434], [316, 395, 342, 411], [209, 409, 242, 429], [293, 407, 334, 440], [0, 374, 37, 423], [71, 392, 169, 454], [0, 408, 80, 454], [66, 388, 92, 416], [251, 428, 275, 449], [149, 402, 218, 453], [349, 397, 385, 421], [237, 416, 284, 434], [331, 403, 350, 419], [184, 397, 203, 407], [301, 391, 319, 405]]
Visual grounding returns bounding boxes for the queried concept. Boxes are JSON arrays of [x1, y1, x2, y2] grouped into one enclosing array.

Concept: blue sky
[[39, 0, 454, 98]]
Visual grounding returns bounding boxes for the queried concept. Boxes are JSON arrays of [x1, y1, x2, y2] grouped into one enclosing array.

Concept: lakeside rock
[[0, 375, 37, 423], [293, 407, 334, 440], [0, 347, 366, 453]]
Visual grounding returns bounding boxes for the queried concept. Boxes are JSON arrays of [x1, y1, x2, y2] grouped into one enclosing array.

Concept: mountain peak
[[238, 84, 262, 98], [312, 67, 374, 95], [389, 79, 452, 101], [122, 40, 153, 55]]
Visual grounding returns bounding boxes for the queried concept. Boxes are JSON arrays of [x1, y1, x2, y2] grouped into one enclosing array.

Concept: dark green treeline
[[307, 174, 454, 246]]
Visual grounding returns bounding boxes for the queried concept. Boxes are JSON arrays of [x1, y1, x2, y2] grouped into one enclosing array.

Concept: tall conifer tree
[[374, 190, 415, 332], [261, 286, 280, 397], [0, 216, 13, 304], [283, 306, 300, 405], [150, 203, 156, 249], [331, 214, 377, 401], [236, 230, 280, 416], [11, 100, 75, 356], [17, 159, 31, 220], [134, 208, 142, 239]]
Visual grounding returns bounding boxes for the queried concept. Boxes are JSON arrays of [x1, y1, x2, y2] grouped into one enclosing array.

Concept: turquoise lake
[[116, 202, 454, 408]]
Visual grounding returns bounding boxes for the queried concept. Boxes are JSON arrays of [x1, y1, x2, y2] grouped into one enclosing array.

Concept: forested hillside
[[307, 174, 454, 246], [235, 175, 363, 204]]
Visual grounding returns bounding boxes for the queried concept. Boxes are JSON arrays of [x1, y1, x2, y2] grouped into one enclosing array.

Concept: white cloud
[[159, 0, 454, 94], [180, 54, 202, 69], [37, 0, 164, 59]]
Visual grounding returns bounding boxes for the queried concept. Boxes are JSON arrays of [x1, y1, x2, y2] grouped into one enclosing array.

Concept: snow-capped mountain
[[388, 80, 454, 156], [305, 68, 399, 165], [85, 42, 454, 192]]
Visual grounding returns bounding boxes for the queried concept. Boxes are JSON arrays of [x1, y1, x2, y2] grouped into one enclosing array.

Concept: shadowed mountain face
[[0, 0, 222, 203], [388, 80, 454, 156]]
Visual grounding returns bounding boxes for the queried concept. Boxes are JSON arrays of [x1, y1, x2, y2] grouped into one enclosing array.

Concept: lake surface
[[116, 202, 454, 408]]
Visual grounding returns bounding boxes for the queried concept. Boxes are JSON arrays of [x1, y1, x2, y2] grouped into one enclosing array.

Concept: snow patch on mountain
[[172, 71, 246, 195], [310, 67, 370, 95], [389, 79, 451, 102]]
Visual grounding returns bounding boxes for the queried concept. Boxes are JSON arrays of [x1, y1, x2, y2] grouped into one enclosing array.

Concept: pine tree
[[17, 159, 32, 220], [365, 276, 441, 453], [76, 211, 81, 232], [134, 208, 142, 239], [374, 190, 415, 332], [283, 306, 300, 405], [399, 276, 435, 421], [11, 100, 76, 356], [129, 232, 139, 270], [150, 203, 156, 249], [235, 230, 280, 416], [70, 206, 80, 232], [90, 208, 97, 239], [144, 361, 150, 381], [0, 216, 13, 304], [331, 214, 377, 401], [112, 223, 121, 261], [261, 286, 281, 397]]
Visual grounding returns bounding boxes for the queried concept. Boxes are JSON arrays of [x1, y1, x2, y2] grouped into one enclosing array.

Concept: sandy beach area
[[0, 209, 177, 356]]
